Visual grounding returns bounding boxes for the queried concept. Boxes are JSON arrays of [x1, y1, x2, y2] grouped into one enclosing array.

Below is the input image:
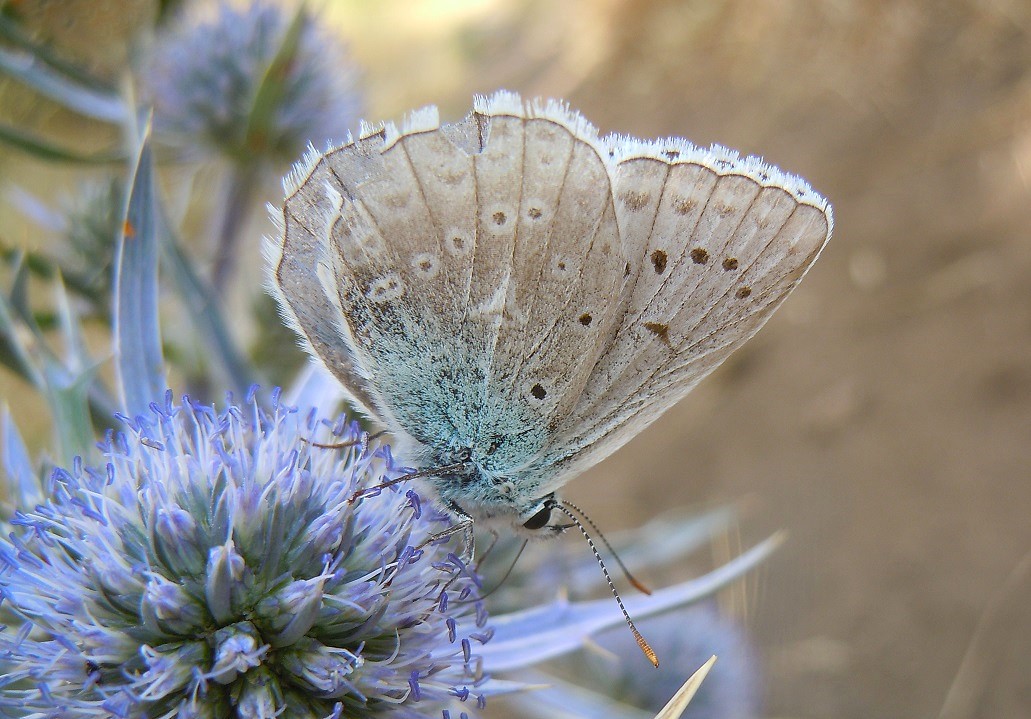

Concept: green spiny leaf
[[0, 45, 126, 122], [241, 2, 307, 161], [0, 121, 124, 164], [113, 121, 166, 417]]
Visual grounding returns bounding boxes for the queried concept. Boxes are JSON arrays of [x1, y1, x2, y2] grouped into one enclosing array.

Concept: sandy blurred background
[[2, 1, 1030, 717]]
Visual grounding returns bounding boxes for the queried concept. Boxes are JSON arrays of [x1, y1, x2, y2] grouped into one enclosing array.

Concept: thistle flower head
[[0, 390, 488, 718], [146, 1, 360, 162]]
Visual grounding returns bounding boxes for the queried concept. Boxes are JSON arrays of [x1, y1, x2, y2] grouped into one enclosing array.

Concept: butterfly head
[[429, 446, 569, 539], [514, 494, 569, 539]]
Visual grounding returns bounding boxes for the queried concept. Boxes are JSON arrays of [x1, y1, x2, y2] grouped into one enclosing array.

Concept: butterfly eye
[[522, 505, 552, 530]]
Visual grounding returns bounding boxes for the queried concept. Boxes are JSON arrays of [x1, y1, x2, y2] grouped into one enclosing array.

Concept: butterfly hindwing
[[268, 135, 388, 422]]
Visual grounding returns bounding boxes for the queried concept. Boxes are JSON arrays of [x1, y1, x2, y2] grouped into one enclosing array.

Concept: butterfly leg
[[473, 528, 501, 573], [348, 460, 467, 504], [307, 429, 387, 450], [418, 500, 476, 565]]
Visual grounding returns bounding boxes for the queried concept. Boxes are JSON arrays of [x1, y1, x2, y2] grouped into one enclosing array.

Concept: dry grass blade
[[938, 548, 1031, 719], [652, 655, 717, 719]]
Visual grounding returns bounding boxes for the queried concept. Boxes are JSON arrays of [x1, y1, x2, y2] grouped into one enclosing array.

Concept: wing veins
[[572, 199, 813, 447], [459, 139, 481, 326], [475, 116, 528, 442], [666, 181, 770, 347], [604, 160, 671, 348], [622, 164, 719, 330], [501, 121, 578, 385], [514, 196, 612, 373]]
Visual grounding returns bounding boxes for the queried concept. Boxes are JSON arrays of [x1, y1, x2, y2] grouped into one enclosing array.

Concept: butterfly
[[267, 90, 832, 545]]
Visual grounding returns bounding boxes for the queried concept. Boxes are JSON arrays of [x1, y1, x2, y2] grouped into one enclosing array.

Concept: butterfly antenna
[[561, 500, 652, 595], [552, 503, 659, 667]]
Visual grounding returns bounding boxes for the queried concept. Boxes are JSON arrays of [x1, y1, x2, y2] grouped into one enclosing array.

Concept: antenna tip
[[629, 576, 653, 595], [636, 633, 660, 667]]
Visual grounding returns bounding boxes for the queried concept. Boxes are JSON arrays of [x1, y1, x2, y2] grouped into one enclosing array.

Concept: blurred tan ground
[[328, 1, 1031, 717], [1, 1, 1029, 717]]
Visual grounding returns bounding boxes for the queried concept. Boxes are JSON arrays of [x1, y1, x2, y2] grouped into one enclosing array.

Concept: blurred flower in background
[[146, 0, 361, 163], [145, 0, 363, 292], [3, 177, 121, 320], [58, 178, 123, 307], [575, 605, 761, 719], [498, 606, 761, 719]]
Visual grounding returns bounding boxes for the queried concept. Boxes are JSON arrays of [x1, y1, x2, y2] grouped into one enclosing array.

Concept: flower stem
[[211, 160, 259, 295]]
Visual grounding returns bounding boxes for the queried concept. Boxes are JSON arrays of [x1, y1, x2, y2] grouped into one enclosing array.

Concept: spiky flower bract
[[146, 1, 360, 162], [0, 390, 489, 718]]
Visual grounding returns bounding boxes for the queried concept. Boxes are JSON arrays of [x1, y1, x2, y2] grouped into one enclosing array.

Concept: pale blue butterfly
[[267, 89, 831, 549]]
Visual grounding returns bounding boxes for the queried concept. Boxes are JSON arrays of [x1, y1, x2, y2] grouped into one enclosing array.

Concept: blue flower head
[[146, 1, 361, 161], [0, 390, 488, 718]]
